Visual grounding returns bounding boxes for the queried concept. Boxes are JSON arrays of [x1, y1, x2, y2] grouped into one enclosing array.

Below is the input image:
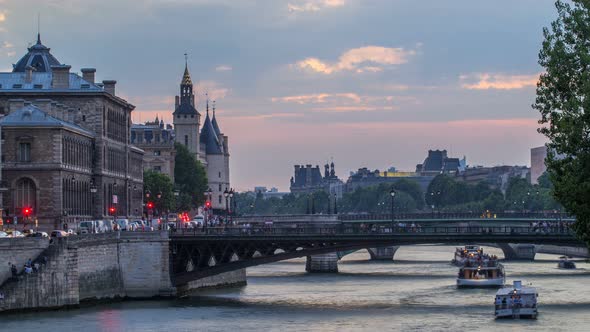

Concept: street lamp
[[390, 188, 396, 223], [229, 188, 234, 225], [223, 188, 229, 224]]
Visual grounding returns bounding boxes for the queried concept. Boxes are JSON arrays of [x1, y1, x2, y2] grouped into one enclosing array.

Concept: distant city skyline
[[0, 0, 553, 191]]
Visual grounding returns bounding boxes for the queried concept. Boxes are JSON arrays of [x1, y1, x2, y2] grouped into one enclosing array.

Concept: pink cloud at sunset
[[460, 73, 541, 90], [296, 46, 415, 74]]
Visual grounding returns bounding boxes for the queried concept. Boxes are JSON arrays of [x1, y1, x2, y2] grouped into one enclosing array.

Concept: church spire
[[181, 53, 192, 86], [206, 93, 210, 117]]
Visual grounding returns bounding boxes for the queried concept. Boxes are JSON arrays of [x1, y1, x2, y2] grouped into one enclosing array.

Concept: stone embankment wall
[[0, 231, 246, 313], [0, 237, 49, 285]]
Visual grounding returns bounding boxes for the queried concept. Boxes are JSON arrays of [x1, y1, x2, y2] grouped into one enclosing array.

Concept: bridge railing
[[337, 212, 573, 221], [171, 225, 576, 237]]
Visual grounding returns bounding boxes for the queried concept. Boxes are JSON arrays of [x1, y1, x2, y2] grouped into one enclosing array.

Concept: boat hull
[[495, 308, 537, 319], [457, 278, 504, 288]]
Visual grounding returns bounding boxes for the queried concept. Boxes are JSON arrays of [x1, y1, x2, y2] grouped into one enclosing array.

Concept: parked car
[[50, 230, 68, 238], [98, 219, 114, 232], [167, 213, 178, 223], [149, 218, 161, 229], [6, 230, 24, 237], [191, 215, 205, 225], [79, 220, 97, 234], [115, 219, 129, 231], [0, 231, 8, 238], [26, 231, 49, 238]]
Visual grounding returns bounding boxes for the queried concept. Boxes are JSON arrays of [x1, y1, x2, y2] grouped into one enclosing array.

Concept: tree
[[174, 143, 208, 211], [143, 170, 175, 213], [534, 0, 590, 245]]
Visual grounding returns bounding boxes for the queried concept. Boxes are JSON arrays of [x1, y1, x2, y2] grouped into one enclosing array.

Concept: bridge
[[169, 225, 582, 286]]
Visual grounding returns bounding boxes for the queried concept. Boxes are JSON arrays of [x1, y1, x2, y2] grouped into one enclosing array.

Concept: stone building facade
[[290, 162, 344, 198], [130, 118, 176, 182], [0, 34, 143, 229]]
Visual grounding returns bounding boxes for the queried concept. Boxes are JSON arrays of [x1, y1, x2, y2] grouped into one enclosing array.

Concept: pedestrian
[[26, 258, 32, 268], [11, 264, 17, 278]]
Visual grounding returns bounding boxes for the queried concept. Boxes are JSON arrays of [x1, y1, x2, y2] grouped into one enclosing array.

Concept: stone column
[[306, 252, 339, 273], [368, 246, 399, 261]]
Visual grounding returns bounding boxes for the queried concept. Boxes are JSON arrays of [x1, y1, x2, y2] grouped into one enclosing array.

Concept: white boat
[[452, 245, 482, 266], [494, 281, 538, 319], [558, 256, 576, 269], [457, 263, 505, 288]]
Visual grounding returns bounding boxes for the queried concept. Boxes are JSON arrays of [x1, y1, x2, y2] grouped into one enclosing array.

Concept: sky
[[0, 0, 559, 191]]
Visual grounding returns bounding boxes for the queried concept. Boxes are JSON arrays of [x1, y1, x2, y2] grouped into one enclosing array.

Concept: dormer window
[[81, 84, 90, 89], [12, 84, 22, 89], [33, 84, 43, 89]]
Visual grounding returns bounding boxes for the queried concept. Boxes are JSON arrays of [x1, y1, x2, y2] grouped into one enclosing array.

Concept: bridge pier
[[306, 253, 339, 273], [367, 246, 399, 261], [498, 243, 537, 261]]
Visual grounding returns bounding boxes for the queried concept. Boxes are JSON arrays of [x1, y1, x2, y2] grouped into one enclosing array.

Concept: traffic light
[[109, 206, 116, 215], [205, 200, 211, 209], [23, 207, 32, 217], [147, 202, 154, 209]]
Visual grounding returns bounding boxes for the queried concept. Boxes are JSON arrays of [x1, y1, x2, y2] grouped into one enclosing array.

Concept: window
[[191, 115, 194, 118], [15, 178, 36, 213], [184, 135, 188, 146], [153, 166, 161, 172], [218, 195, 222, 204], [19, 143, 31, 162], [12, 84, 22, 89], [33, 84, 43, 89], [154, 150, 161, 156], [218, 171, 221, 178], [218, 184, 222, 191], [82, 115, 86, 122]]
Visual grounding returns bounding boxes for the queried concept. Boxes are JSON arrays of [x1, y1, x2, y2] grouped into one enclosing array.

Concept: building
[[254, 187, 289, 200], [290, 162, 344, 198], [130, 117, 176, 181], [530, 146, 547, 185], [0, 34, 143, 229], [345, 167, 434, 193], [172, 62, 230, 210], [416, 149, 465, 175], [457, 165, 530, 193]]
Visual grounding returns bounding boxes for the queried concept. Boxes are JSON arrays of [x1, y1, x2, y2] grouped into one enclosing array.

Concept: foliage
[[534, 0, 590, 245], [143, 170, 175, 213], [174, 143, 208, 211]]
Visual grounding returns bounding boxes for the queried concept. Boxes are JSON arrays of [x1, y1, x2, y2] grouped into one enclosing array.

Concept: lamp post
[[390, 189, 396, 224], [204, 187, 213, 229], [223, 188, 229, 224], [229, 188, 234, 225], [113, 182, 118, 227], [333, 193, 338, 215]]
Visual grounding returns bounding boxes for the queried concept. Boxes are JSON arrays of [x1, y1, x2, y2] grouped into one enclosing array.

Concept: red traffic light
[[147, 202, 154, 209], [205, 200, 211, 209], [109, 207, 116, 215], [23, 207, 32, 216]]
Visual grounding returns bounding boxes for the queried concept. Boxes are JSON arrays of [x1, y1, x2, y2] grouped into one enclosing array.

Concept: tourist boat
[[457, 261, 505, 288], [558, 256, 576, 269], [494, 281, 538, 319], [452, 245, 483, 266]]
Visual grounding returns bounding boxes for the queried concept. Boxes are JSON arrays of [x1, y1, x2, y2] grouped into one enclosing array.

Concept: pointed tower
[[173, 56, 201, 157]]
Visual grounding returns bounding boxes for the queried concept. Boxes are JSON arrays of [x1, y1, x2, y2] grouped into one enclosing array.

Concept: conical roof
[[13, 34, 62, 73], [200, 113, 223, 155], [212, 110, 222, 137], [181, 63, 192, 85]]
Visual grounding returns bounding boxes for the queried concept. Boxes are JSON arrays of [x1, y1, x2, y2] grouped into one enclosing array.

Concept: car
[[67, 229, 76, 236], [0, 231, 8, 238], [50, 230, 68, 238], [6, 230, 24, 237], [115, 219, 129, 231], [167, 222, 177, 231], [79, 220, 98, 234], [26, 231, 49, 238], [167, 213, 178, 223], [191, 215, 205, 225]]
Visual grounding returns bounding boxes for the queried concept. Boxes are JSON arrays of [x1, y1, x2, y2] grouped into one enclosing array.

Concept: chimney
[[175, 96, 179, 109], [102, 80, 116, 95], [25, 65, 34, 83], [34, 99, 52, 114], [51, 65, 71, 89], [81, 68, 96, 84], [8, 99, 25, 113]]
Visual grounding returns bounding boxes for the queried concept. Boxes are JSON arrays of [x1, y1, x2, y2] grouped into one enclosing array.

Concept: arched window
[[15, 178, 36, 212]]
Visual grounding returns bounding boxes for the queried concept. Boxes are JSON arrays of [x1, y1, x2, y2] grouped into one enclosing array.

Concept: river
[[2, 245, 589, 332]]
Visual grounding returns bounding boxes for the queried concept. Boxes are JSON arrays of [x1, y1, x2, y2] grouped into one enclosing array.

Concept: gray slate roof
[[0, 104, 94, 137], [13, 34, 62, 73], [212, 113, 222, 137], [0, 72, 102, 92], [199, 114, 223, 155]]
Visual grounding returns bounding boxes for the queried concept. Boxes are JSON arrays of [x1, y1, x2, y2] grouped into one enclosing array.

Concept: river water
[[2, 245, 589, 332]]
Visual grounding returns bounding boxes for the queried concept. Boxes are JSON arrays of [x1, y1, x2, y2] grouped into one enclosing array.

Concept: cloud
[[196, 80, 229, 101], [271, 92, 413, 113], [295, 46, 415, 74], [287, 0, 345, 13], [271, 92, 361, 104], [215, 65, 232, 72], [0, 11, 5, 22], [460, 73, 540, 90]]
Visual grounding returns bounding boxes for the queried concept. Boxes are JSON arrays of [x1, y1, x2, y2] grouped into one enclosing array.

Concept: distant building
[[290, 162, 344, 198], [530, 146, 547, 185], [345, 167, 434, 193], [130, 117, 176, 181], [254, 187, 289, 200], [416, 149, 465, 175], [458, 165, 530, 193]]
